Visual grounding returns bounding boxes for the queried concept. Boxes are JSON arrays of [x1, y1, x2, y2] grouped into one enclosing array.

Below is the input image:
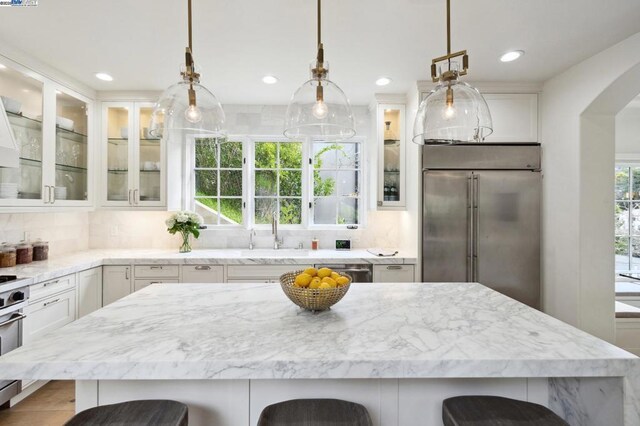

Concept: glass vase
[[179, 231, 192, 253]]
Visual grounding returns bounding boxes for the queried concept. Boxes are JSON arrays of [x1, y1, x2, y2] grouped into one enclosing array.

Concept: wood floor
[[0, 381, 75, 426]]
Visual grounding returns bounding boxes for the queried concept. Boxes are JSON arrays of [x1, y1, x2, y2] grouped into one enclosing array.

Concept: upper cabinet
[[373, 95, 406, 210], [482, 93, 538, 143], [0, 60, 94, 208], [102, 102, 165, 208]]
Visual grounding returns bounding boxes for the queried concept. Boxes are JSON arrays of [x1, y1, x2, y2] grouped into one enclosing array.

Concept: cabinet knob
[[195, 266, 211, 270]]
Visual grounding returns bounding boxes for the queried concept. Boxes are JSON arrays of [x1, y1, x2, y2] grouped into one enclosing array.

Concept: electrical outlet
[[23, 231, 31, 241]]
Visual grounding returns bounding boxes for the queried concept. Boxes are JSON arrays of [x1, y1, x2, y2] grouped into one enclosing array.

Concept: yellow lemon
[[319, 282, 333, 290], [303, 267, 318, 277], [317, 267, 332, 278], [321, 277, 337, 288], [294, 273, 313, 287], [336, 276, 350, 286], [330, 271, 340, 280], [309, 277, 322, 289]]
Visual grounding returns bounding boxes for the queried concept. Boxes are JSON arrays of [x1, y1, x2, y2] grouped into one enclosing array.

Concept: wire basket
[[280, 270, 351, 311]]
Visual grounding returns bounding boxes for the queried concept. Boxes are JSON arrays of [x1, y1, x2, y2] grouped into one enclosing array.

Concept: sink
[[239, 249, 310, 257]]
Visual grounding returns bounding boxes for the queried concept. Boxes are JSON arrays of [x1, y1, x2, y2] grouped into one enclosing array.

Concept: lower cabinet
[[227, 265, 313, 283], [134, 279, 179, 292], [78, 267, 103, 318], [373, 264, 416, 283], [181, 265, 225, 283], [103, 265, 132, 306], [24, 288, 77, 345]]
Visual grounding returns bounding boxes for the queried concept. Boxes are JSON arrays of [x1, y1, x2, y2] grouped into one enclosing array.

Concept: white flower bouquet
[[166, 211, 203, 252]]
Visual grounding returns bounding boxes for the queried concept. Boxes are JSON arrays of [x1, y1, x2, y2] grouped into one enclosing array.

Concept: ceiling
[[0, 0, 639, 105]]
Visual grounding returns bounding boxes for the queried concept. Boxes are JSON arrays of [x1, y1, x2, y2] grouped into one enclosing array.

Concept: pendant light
[[149, 0, 225, 139], [412, 0, 492, 145], [284, 0, 355, 141]]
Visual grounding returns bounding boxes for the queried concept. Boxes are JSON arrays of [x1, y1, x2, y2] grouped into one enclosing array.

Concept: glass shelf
[[7, 111, 42, 131], [57, 126, 88, 143], [107, 169, 160, 173], [108, 138, 160, 147], [384, 170, 400, 174], [55, 163, 87, 173], [19, 157, 42, 166]]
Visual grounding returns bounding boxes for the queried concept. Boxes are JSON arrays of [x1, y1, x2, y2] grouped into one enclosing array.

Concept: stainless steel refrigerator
[[421, 144, 541, 308]]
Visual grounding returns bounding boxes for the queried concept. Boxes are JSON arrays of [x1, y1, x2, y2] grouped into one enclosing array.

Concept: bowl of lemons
[[280, 267, 352, 311]]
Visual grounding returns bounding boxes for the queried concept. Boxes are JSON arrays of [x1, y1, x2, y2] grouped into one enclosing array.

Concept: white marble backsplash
[[0, 212, 89, 255], [89, 210, 405, 251]]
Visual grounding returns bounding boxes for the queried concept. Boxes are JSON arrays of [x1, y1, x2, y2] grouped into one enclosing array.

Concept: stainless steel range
[[0, 275, 30, 408]]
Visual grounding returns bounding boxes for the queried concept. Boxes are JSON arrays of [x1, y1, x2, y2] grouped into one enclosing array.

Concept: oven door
[[0, 311, 25, 404]]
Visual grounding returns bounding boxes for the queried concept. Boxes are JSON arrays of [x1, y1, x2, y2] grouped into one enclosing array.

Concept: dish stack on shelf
[[54, 186, 67, 200], [0, 183, 18, 199]]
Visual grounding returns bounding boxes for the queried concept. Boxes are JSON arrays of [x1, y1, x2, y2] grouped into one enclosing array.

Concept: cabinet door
[[373, 265, 415, 283], [78, 267, 102, 317], [377, 104, 406, 209], [102, 265, 132, 306], [133, 103, 164, 207], [51, 89, 92, 205], [134, 279, 179, 292], [182, 265, 224, 283], [0, 62, 45, 206], [103, 103, 134, 206], [482, 94, 538, 143], [24, 289, 76, 344]]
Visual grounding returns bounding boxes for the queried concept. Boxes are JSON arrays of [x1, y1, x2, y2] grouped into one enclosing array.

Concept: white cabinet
[[227, 265, 313, 283], [134, 279, 179, 292], [102, 265, 132, 306], [372, 95, 407, 210], [102, 102, 165, 208], [373, 264, 415, 283], [182, 265, 225, 283], [30, 274, 76, 302], [23, 288, 76, 344], [78, 267, 102, 317], [478, 93, 538, 143], [0, 58, 94, 208]]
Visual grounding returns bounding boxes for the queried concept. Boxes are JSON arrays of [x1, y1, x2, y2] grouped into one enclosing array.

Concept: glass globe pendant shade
[[149, 77, 226, 139], [413, 64, 493, 145], [284, 62, 356, 141]]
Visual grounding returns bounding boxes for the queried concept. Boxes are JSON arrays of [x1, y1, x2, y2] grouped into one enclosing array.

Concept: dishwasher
[[314, 264, 373, 283]]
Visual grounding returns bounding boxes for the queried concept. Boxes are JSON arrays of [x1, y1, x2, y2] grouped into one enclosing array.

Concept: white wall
[[616, 103, 640, 157], [542, 31, 640, 342]]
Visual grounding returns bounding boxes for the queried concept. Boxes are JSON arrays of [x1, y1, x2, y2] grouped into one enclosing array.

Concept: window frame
[[186, 135, 365, 230], [615, 162, 640, 273]]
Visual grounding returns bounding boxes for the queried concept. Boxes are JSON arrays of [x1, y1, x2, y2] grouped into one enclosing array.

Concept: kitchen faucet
[[272, 212, 283, 249], [248, 229, 256, 250]]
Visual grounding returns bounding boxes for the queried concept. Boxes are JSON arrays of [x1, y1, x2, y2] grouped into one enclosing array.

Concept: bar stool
[[442, 396, 569, 426], [64, 400, 188, 426], [258, 398, 373, 426]]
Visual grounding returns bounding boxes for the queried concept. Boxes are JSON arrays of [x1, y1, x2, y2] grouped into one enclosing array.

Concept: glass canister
[[16, 241, 33, 264], [32, 239, 49, 261], [0, 245, 16, 268]]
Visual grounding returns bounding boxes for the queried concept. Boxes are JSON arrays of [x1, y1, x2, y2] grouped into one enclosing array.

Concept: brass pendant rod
[[317, 0, 322, 49], [446, 0, 451, 55], [188, 0, 193, 53]]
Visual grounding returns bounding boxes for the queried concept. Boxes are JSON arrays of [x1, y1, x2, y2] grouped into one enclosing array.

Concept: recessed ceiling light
[[0, 64, 6, 70], [500, 50, 524, 63], [95, 72, 113, 81], [376, 77, 392, 86], [262, 75, 278, 84]]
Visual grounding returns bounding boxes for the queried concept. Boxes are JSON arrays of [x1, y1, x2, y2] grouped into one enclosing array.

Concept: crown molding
[[96, 91, 162, 102]]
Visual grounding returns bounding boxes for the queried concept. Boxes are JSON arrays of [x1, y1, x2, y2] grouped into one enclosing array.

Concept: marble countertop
[[1, 248, 417, 284], [0, 282, 637, 381]]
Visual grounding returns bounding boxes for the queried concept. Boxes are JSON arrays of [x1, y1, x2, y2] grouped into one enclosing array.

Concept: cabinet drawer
[[134, 279, 179, 292], [227, 279, 278, 284], [373, 264, 415, 283], [134, 265, 179, 278], [30, 274, 76, 302], [181, 265, 224, 283], [24, 289, 76, 344], [227, 265, 313, 279]]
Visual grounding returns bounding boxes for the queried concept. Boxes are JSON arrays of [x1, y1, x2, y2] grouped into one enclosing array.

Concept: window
[[253, 140, 304, 225], [312, 141, 362, 225], [615, 165, 640, 272], [193, 138, 244, 225], [190, 136, 364, 228]]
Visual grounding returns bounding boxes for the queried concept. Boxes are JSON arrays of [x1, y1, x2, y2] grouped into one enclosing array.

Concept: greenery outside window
[[615, 165, 640, 272], [194, 138, 244, 225], [312, 141, 362, 225]]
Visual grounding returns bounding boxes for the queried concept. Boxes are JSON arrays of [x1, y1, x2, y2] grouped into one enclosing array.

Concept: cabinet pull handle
[[125, 268, 129, 280], [149, 281, 162, 284], [42, 280, 59, 287], [150, 266, 163, 270], [43, 298, 60, 307], [195, 266, 211, 270], [43, 186, 49, 204], [134, 189, 139, 205], [386, 265, 402, 270], [128, 189, 132, 205]]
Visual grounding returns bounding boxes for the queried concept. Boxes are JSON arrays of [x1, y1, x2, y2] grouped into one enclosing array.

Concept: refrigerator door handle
[[467, 175, 473, 282], [473, 174, 479, 281]]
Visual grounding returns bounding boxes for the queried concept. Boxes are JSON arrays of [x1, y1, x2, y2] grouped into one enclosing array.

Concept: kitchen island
[[0, 282, 638, 426]]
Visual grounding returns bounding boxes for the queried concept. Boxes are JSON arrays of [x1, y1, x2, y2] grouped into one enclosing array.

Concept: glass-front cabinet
[[102, 102, 164, 207], [0, 58, 93, 207], [375, 99, 406, 209]]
